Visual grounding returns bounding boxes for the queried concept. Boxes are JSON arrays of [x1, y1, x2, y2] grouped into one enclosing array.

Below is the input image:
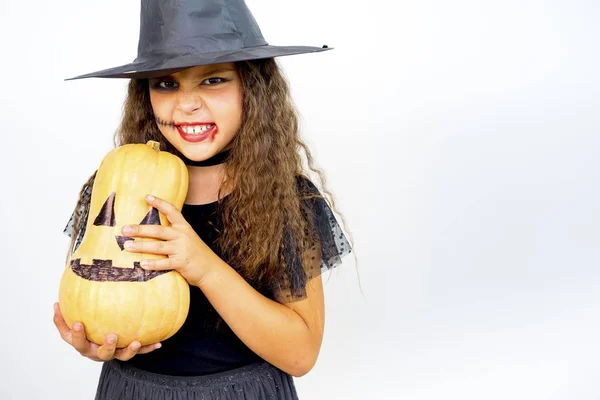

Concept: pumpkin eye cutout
[[93, 192, 116, 227], [140, 207, 161, 225]]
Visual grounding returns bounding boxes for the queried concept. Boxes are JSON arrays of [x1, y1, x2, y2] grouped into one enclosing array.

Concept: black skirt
[[95, 360, 299, 400]]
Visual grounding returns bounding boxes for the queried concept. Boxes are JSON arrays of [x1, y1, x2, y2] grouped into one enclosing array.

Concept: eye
[[140, 207, 161, 225], [202, 77, 227, 85], [152, 80, 178, 90], [93, 192, 116, 227]]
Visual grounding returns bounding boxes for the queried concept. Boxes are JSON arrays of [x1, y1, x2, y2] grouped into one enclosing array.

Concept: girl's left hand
[[121, 194, 218, 287]]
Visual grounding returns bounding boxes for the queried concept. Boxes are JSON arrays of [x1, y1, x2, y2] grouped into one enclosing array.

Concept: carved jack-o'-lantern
[[58, 141, 190, 348]]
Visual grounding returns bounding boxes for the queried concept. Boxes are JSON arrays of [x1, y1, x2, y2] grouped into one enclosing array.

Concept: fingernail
[[107, 334, 116, 344], [124, 241, 134, 249], [73, 322, 81, 331], [122, 225, 132, 234], [131, 342, 141, 351], [140, 260, 148, 267], [146, 195, 155, 202], [53, 303, 58, 314], [155, 343, 162, 349]]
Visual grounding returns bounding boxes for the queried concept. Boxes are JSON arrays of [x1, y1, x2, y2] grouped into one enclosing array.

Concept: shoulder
[[294, 175, 331, 226], [295, 174, 321, 197]]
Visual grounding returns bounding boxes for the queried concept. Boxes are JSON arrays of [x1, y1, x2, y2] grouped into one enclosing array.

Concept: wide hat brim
[[66, 45, 332, 81]]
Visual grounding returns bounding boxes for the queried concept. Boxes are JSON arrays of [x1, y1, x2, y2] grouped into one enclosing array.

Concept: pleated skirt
[[94, 360, 299, 400]]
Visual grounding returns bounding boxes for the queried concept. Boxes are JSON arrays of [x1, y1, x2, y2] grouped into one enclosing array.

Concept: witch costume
[[63, 1, 351, 399]]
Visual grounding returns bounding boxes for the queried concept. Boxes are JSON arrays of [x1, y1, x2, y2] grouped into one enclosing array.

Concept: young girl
[[54, 1, 353, 399]]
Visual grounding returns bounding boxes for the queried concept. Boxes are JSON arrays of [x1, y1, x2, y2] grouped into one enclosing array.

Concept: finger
[[53, 303, 73, 343], [124, 238, 174, 255], [140, 257, 176, 271], [113, 341, 143, 362], [122, 224, 177, 241], [113, 342, 162, 361], [137, 342, 162, 355], [95, 334, 118, 361], [71, 321, 92, 354], [146, 195, 184, 225]]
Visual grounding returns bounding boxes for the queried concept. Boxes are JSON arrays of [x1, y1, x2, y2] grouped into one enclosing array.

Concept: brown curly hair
[[66, 58, 355, 297]]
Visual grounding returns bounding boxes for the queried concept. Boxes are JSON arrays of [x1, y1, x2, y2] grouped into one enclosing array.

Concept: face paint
[[157, 117, 219, 144], [156, 117, 175, 128]]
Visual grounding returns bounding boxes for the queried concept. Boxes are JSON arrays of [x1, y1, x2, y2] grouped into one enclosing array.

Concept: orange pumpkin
[[58, 140, 190, 348]]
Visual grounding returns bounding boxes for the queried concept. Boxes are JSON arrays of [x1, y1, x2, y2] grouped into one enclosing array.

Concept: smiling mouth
[[155, 118, 218, 142], [177, 124, 215, 134], [156, 118, 215, 130]]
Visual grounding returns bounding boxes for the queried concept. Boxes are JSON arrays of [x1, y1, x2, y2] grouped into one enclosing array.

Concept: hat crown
[[136, 0, 267, 61], [66, 0, 331, 80]]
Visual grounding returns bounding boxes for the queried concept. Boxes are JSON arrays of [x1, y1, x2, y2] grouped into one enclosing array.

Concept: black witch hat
[[66, 0, 332, 80]]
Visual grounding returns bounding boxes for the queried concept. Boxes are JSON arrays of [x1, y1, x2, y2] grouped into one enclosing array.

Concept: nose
[[176, 90, 202, 114]]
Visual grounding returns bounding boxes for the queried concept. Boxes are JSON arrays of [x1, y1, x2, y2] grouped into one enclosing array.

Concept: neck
[[186, 163, 223, 183], [181, 149, 231, 167], [185, 163, 232, 205], [182, 149, 233, 204]]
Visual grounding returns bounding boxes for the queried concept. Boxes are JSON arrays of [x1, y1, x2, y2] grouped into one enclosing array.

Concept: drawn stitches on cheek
[[156, 117, 175, 128], [70, 195, 169, 282]]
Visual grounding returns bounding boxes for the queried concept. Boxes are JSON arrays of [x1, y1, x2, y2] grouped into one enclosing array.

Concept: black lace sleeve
[[274, 176, 352, 302], [63, 179, 93, 253]]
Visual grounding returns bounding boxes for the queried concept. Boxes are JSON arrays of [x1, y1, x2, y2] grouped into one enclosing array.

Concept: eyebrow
[[202, 67, 236, 76], [155, 67, 236, 80]]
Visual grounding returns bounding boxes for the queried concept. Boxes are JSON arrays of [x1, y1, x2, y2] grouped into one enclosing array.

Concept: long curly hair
[[66, 58, 355, 296]]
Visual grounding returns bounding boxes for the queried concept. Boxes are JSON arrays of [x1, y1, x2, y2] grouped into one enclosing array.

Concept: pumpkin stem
[[147, 141, 161, 152]]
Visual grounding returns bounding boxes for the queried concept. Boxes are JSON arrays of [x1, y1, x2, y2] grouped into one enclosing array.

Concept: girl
[[54, 1, 353, 399]]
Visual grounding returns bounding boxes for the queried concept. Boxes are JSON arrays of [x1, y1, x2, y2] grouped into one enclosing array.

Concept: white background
[[1, 0, 599, 399]]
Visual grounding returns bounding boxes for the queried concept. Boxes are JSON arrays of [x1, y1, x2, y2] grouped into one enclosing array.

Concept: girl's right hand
[[53, 302, 162, 362]]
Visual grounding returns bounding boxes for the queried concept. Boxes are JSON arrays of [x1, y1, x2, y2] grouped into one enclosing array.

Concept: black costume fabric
[[95, 360, 299, 400], [62, 175, 351, 376]]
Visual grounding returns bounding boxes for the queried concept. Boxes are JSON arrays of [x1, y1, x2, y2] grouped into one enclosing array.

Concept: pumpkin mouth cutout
[[70, 258, 168, 282]]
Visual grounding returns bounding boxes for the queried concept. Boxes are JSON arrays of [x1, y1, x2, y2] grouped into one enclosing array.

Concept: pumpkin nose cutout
[[115, 207, 161, 250], [116, 236, 134, 250]]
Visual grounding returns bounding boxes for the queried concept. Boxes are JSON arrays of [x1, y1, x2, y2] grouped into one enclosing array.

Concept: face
[[148, 62, 243, 161]]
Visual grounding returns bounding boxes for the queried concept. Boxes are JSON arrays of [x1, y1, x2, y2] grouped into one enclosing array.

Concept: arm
[[198, 249, 325, 377]]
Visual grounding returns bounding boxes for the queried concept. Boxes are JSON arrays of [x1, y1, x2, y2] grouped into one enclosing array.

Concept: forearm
[[197, 258, 323, 377]]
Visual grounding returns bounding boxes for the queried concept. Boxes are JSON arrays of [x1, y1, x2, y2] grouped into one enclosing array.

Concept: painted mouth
[[176, 123, 217, 143], [70, 258, 168, 282], [155, 118, 218, 143], [177, 123, 214, 134]]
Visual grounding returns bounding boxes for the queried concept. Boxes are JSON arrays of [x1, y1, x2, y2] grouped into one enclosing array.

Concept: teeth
[[180, 125, 212, 134]]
